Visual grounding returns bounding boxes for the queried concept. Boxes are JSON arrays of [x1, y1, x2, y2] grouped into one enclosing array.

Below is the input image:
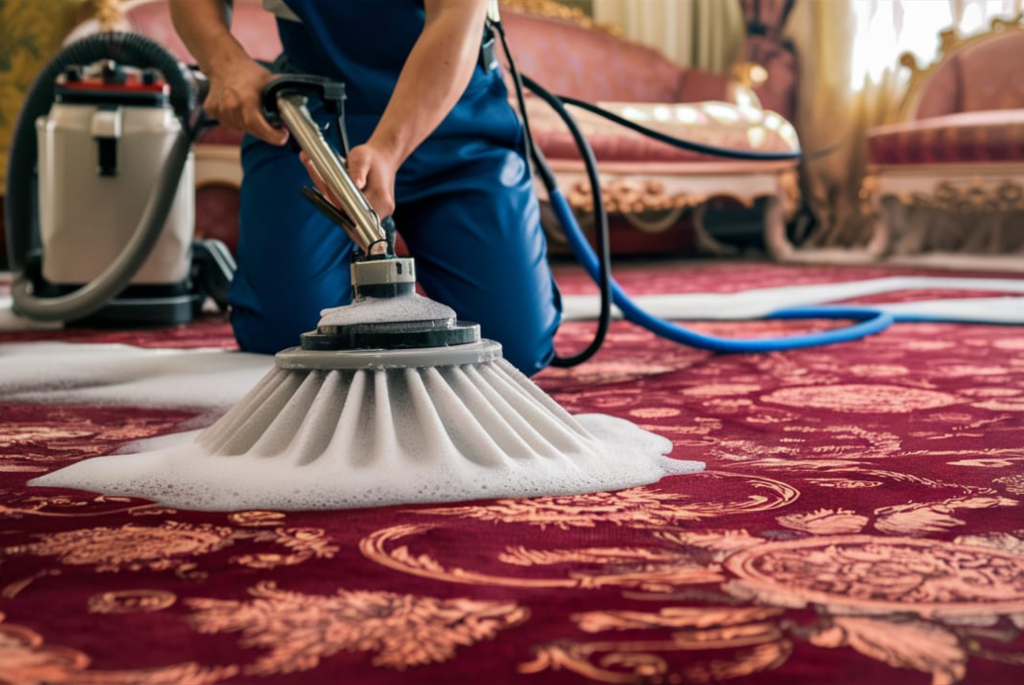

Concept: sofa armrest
[[64, 0, 281, 64], [502, 9, 734, 105], [676, 69, 737, 105]]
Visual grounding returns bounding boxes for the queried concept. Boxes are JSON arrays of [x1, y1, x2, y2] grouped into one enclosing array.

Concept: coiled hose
[[5, 32, 198, 322], [490, 21, 894, 359]]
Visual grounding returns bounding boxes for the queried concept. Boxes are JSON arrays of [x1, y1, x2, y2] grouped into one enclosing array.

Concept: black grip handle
[[261, 74, 346, 126]]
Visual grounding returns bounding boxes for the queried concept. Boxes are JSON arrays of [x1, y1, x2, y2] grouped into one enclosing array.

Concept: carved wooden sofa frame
[[502, 0, 801, 257], [859, 13, 1024, 271]]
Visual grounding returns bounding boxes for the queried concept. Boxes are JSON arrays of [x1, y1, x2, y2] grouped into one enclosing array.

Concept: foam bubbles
[[10, 342, 703, 511], [318, 293, 456, 326], [0, 342, 271, 409]]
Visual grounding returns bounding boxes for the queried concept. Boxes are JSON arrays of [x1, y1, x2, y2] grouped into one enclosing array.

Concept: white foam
[[319, 293, 456, 326], [0, 342, 272, 409], [561, 276, 1024, 322], [6, 342, 701, 511]]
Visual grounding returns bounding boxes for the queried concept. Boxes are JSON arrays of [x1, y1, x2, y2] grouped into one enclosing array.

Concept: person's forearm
[[369, 1, 489, 165], [169, 0, 247, 78]]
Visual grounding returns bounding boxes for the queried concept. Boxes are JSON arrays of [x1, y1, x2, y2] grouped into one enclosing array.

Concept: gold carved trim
[[564, 171, 799, 223], [877, 177, 1024, 213], [93, 0, 123, 32], [732, 61, 769, 89], [899, 12, 1024, 121], [779, 168, 801, 218], [859, 174, 880, 217], [501, 0, 621, 37], [566, 179, 695, 215]]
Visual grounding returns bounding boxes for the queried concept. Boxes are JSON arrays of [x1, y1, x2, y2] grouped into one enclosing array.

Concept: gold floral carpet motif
[[1, 262, 1023, 684]]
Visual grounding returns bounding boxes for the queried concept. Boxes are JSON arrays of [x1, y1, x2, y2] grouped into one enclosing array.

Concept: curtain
[[787, 0, 1024, 249], [592, 0, 747, 73], [740, 0, 799, 120]]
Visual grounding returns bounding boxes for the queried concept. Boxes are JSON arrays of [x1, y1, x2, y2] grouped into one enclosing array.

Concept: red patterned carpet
[[2, 261, 1024, 684]]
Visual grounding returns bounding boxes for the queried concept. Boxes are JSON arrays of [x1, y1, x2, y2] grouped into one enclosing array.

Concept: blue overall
[[228, 0, 562, 375]]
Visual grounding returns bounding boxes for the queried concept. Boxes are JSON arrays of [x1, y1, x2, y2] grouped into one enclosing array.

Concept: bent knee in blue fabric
[[230, 130, 354, 355], [494, 312, 560, 378], [394, 145, 562, 377]]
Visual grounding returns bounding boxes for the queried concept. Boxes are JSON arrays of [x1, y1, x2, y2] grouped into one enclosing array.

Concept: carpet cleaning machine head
[[5, 33, 234, 326], [42, 80, 700, 510], [262, 80, 494, 364]]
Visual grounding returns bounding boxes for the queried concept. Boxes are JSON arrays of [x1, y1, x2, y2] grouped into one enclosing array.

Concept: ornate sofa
[[63, 0, 800, 258], [860, 13, 1024, 270], [498, 0, 800, 256]]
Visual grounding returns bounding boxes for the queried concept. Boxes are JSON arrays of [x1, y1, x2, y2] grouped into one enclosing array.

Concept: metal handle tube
[[276, 93, 386, 254]]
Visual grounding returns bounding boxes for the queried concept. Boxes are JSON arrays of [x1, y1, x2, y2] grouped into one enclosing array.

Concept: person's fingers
[[363, 169, 395, 218], [244, 106, 288, 146], [346, 150, 371, 190]]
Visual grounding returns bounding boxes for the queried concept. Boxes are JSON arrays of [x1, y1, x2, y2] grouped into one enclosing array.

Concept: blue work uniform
[[229, 0, 562, 376]]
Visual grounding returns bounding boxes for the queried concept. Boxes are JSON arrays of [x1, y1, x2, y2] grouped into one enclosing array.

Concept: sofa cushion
[[527, 100, 799, 164], [122, 0, 282, 63], [912, 29, 1024, 119], [499, 11, 694, 103], [869, 109, 1024, 165]]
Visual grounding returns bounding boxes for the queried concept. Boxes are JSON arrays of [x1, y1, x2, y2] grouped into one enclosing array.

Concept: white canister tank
[[36, 65, 194, 286]]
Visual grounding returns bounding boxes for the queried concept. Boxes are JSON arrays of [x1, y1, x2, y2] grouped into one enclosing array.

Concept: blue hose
[[491, 22, 895, 355], [549, 189, 895, 353]]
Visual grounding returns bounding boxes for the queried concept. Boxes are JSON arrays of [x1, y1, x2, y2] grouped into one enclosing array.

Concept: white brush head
[[30, 343, 702, 511]]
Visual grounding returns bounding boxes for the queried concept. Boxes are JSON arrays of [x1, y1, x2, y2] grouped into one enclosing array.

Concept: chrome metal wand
[[276, 93, 388, 256]]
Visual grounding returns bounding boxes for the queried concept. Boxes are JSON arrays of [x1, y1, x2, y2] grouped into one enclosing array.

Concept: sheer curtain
[[592, 0, 747, 72], [789, 0, 1024, 249]]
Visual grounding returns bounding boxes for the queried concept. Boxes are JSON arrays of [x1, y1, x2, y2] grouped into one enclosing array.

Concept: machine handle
[[263, 78, 387, 256], [261, 74, 346, 126]]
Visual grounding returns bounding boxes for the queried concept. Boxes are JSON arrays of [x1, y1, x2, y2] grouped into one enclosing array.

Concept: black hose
[[553, 96, 803, 161], [5, 31, 197, 272], [523, 78, 614, 368], [492, 22, 612, 368]]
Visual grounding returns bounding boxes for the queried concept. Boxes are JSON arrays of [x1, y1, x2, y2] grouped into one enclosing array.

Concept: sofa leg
[[692, 203, 740, 257], [766, 187, 892, 264], [763, 193, 794, 261], [858, 179, 891, 258]]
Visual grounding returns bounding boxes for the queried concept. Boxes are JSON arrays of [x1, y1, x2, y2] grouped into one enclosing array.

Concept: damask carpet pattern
[[1, 262, 1023, 684]]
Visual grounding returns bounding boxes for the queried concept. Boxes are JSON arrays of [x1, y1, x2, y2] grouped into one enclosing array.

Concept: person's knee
[[230, 288, 329, 352], [488, 306, 560, 377], [501, 337, 555, 377], [230, 305, 312, 355]]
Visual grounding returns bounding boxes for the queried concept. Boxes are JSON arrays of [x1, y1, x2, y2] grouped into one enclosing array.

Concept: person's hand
[[204, 56, 287, 146], [300, 143, 398, 219]]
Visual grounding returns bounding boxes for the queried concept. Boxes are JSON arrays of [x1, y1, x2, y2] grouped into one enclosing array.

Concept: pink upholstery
[[122, 0, 281, 64], [914, 32, 1024, 119], [869, 109, 1024, 164], [194, 184, 241, 254], [498, 13, 724, 104], [957, 36, 1024, 113], [870, 26, 1024, 166], [123, 0, 279, 149], [914, 58, 962, 119]]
